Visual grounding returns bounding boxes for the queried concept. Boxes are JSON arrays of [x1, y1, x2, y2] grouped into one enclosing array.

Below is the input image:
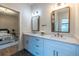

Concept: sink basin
[[44, 35, 67, 40]]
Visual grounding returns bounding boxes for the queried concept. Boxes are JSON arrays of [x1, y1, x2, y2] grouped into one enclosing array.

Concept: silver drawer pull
[[36, 39, 39, 41], [36, 45, 39, 47], [56, 51, 58, 56], [53, 50, 55, 56], [35, 52, 39, 54]]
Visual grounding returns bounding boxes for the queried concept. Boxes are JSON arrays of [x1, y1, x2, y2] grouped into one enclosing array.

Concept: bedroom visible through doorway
[[0, 5, 20, 45]]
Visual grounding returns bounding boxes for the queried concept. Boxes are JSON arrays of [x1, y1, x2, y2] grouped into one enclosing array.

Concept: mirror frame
[[31, 16, 40, 31], [51, 7, 70, 33]]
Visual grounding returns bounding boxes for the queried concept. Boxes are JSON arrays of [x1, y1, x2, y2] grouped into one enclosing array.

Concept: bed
[[0, 29, 15, 45]]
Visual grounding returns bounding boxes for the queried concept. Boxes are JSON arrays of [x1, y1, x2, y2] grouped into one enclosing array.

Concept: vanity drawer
[[34, 43, 43, 50], [24, 35, 44, 56], [32, 36, 44, 45], [32, 45, 43, 56], [33, 50, 43, 56]]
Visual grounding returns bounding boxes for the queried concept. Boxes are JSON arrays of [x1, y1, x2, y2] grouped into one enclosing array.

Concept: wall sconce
[[32, 10, 41, 16]]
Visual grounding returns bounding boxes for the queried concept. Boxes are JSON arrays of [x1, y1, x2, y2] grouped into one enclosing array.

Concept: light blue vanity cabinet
[[24, 34, 79, 56], [44, 39, 57, 56], [24, 35, 44, 56], [44, 39, 79, 56], [57, 43, 79, 56]]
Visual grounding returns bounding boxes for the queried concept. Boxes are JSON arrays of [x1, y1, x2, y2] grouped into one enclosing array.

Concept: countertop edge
[[23, 33, 79, 45]]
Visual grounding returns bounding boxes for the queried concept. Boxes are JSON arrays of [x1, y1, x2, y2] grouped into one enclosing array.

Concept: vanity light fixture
[[35, 10, 39, 15], [32, 10, 41, 16]]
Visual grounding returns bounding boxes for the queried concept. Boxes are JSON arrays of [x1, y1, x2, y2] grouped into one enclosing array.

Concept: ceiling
[[0, 5, 19, 16]]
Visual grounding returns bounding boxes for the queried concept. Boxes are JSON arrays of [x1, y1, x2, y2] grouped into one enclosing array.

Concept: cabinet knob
[[53, 50, 58, 56]]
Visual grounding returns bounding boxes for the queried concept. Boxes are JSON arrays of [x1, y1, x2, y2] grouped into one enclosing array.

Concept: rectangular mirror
[[51, 7, 70, 33], [31, 16, 40, 31]]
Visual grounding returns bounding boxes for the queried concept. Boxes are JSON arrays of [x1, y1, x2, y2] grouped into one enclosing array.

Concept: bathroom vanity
[[23, 33, 79, 56], [23, 5, 79, 56]]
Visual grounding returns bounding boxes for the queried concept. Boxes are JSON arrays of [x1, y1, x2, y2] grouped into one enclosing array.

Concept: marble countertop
[[24, 33, 79, 45]]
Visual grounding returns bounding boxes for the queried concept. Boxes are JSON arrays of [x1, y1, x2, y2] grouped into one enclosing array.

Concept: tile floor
[[12, 49, 32, 56]]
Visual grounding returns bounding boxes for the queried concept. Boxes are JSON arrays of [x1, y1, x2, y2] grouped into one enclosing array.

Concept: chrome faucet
[[54, 32, 63, 38], [57, 32, 60, 37], [54, 32, 59, 37]]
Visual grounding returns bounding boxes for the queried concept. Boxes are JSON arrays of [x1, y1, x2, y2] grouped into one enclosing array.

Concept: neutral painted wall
[[31, 3, 79, 39], [31, 3, 55, 33], [0, 15, 19, 35], [73, 4, 79, 39], [0, 3, 32, 51]]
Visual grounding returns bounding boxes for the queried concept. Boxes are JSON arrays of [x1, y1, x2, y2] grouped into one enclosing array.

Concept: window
[[61, 19, 69, 32]]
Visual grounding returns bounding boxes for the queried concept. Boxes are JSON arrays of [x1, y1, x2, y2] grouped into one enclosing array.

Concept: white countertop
[[24, 33, 79, 45], [0, 41, 18, 50]]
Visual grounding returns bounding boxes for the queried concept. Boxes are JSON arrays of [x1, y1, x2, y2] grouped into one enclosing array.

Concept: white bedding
[[0, 32, 12, 40], [0, 31, 16, 45], [0, 33, 10, 36]]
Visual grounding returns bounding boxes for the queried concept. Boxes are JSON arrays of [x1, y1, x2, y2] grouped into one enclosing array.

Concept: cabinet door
[[24, 35, 29, 50], [57, 49, 74, 56], [44, 39, 77, 56], [44, 39, 56, 56], [24, 35, 39, 55], [56, 44, 77, 56], [24, 35, 33, 53], [51, 40, 78, 56], [44, 46, 56, 56], [27, 37, 34, 54]]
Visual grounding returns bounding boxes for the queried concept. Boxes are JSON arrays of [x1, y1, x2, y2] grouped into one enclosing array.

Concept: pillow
[[0, 31, 7, 33]]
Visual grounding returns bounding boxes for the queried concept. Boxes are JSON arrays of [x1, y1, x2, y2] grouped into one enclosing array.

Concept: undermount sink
[[44, 35, 67, 40], [27, 33, 68, 40]]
